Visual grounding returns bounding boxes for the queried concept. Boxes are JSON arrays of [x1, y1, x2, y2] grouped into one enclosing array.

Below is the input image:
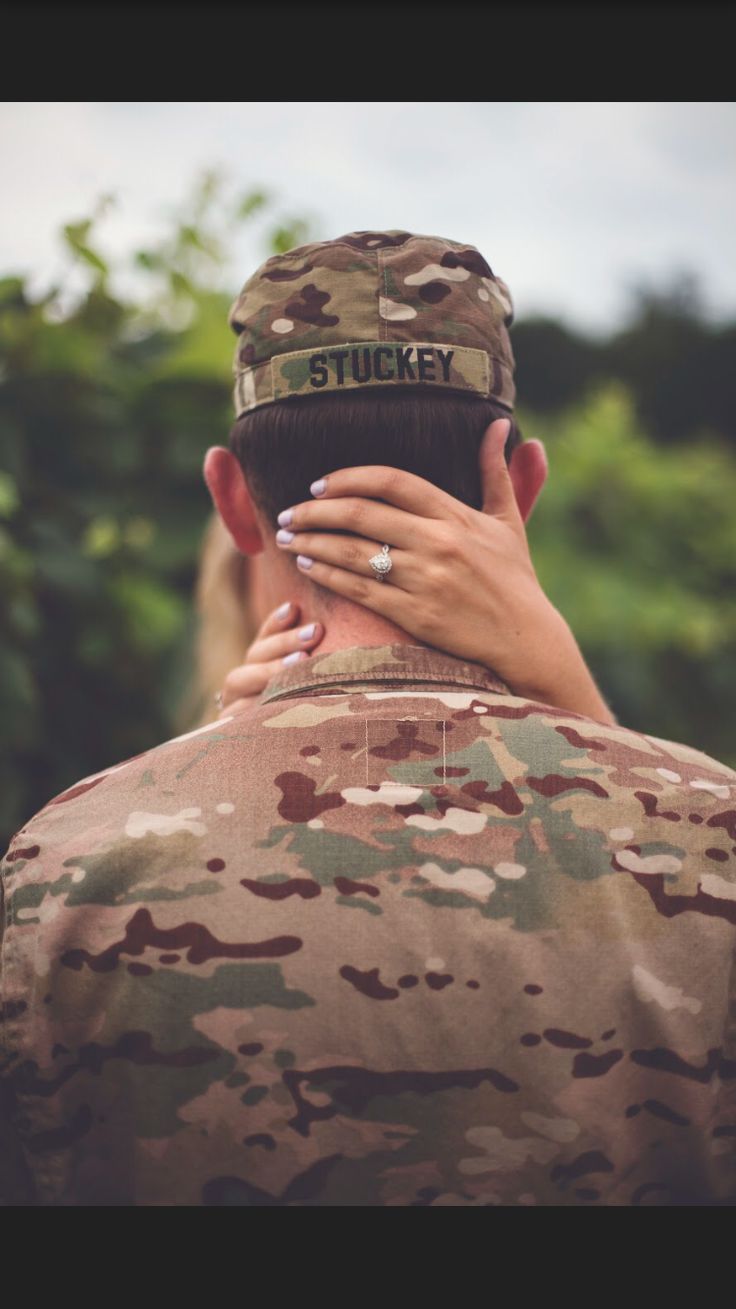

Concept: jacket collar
[[260, 642, 511, 704]]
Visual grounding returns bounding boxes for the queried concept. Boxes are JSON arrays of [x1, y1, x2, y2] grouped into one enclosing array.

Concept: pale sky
[[3, 102, 735, 334]]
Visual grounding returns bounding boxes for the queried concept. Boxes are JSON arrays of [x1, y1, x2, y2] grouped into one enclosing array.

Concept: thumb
[[478, 418, 519, 519]]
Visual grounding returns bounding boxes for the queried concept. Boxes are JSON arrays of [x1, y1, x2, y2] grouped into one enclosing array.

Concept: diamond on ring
[[369, 543, 393, 582]]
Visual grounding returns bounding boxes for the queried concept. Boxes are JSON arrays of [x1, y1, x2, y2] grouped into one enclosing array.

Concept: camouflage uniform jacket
[[1, 642, 735, 1207]]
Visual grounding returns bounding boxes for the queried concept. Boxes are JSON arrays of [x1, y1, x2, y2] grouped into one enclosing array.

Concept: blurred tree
[[511, 317, 602, 411], [607, 273, 736, 446], [524, 385, 736, 763], [1, 191, 734, 849], [514, 272, 736, 449], [0, 174, 316, 845]]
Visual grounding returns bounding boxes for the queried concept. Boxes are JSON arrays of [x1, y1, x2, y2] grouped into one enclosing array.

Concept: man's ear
[[202, 447, 264, 555], [507, 438, 548, 523]]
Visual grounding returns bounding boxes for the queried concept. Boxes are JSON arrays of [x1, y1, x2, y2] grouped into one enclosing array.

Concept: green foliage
[[513, 278, 736, 447], [524, 385, 736, 762], [0, 174, 316, 845], [1, 178, 734, 849]]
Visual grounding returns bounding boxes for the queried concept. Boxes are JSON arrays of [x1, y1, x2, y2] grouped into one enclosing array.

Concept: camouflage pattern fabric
[[1, 643, 735, 1207], [228, 231, 516, 417]]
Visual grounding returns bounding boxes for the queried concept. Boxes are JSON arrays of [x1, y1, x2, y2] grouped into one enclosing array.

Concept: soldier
[[1, 231, 734, 1206]]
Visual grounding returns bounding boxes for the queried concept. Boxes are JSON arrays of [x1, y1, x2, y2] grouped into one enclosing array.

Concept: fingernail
[[299, 623, 316, 640], [276, 528, 294, 544], [282, 650, 306, 665], [310, 478, 327, 497], [275, 601, 291, 619], [277, 508, 293, 527], [296, 555, 314, 570]]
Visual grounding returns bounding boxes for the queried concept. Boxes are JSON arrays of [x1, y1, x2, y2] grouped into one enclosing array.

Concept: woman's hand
[[271, 419, 617, 724], [216, 599, 325, 718]]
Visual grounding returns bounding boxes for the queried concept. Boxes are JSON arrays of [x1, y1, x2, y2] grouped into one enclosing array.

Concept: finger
[[478, 418, 522, 521], [222, 651, 311, 707], [294, 554, 408, 621], [276, 494, 439, 553], [289, 464, 471, 526], [221, 661, 267, 707], [252, 598, 301, 642], [242, 618, 325, 667], [277, 529, 418, 588]]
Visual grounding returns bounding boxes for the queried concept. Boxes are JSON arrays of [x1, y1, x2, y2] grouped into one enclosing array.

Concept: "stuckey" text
[[308, 345, 455, 388]]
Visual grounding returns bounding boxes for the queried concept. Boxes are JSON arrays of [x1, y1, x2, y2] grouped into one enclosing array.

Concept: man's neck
[[303, 603, 434, 657], [252, 547, 434, 656]]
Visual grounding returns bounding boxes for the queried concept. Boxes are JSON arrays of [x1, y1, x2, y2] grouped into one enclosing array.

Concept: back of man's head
[[225, 230, 522, 526]]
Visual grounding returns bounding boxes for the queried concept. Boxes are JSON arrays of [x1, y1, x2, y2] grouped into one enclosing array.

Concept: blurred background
[[2, 102, 735, 847]]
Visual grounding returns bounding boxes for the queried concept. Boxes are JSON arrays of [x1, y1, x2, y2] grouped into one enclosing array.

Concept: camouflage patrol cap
[[228, 229, 516, 417]]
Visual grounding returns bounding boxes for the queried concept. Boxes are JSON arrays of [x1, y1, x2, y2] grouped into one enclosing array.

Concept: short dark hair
[[229, 387, 522, 530]]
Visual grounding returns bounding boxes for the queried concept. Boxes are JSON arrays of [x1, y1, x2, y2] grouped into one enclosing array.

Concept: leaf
[[267, 220, 311, 255], [110, 573, 187, 654], [237, 190, 269, 219], [0, 471, 19, 518], [82, 516, 120, 559], [0, 277, 25, 307], [135, 250, 163, 271], [62, 220, 108, 276]]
